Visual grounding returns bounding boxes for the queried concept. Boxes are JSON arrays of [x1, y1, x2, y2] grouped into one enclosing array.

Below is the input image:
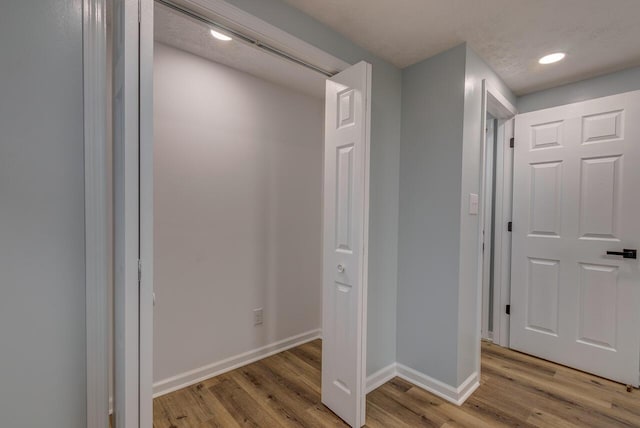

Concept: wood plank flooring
[[153, 340, 640, 427]]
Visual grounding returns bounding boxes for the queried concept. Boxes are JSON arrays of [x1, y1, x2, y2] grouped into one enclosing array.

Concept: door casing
[[83, 0, 109, 426], [478, 81, 517, 362]]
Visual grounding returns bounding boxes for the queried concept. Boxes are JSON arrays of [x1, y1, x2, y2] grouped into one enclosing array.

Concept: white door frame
[[481, 117, 496, 341], [83, 0, 109, 426], [140, 0, 155, 425], [113, 0, 143, 426], [490, 117, 515, 347], [110, 0, 368, 427], [478, 80, 517, 351]]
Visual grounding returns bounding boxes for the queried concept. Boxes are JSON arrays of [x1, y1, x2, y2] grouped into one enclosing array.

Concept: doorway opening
[[152, 1, 328, 402], [112, 1, 372, 427], [478, 81, 517, 357]]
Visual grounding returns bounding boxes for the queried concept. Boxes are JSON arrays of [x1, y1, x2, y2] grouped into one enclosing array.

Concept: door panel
[[529, 161, 562, 236], [322, 61, 371, 427], [579, 156, 621, 239], [526, 258, 560, 335], [511, 90, 640, 386]]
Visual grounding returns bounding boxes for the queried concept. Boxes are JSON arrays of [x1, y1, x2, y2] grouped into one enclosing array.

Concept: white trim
[[366, 363, 397, 393], [364, 363, 479, 405], [153, 329, 322, 397], [477, 80, 517, 372], [83, 0, 109, 426], [157, 354, 484, 403], [359, 61, 373, 426], [139, 0, 155, 426], [480, 116, 496, 341], [486, 84, 517, 119], [396, 364, 480, 406], [171, 0, 350, 74], [112, 0, 141, 426], [476, 80, 489, 376], [492, 118, 515, 347]]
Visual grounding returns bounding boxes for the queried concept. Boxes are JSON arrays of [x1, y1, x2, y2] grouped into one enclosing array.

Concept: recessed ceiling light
[[538, 52, 566, 65], [210, 29, 232, 41]]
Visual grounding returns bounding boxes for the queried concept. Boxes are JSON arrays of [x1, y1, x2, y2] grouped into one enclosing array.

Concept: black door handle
[[606, 249, 637, 259]]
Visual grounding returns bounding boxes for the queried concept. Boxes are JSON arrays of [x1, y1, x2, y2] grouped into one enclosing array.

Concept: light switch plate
[[254, 308, 264, 325], [469, 193, 479, 215]]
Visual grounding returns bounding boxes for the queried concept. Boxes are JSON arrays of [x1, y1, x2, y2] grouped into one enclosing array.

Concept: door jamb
[[481, 117, 496, 341], [83, 0, 109, 426], [139, 0, 154, 426], [360, 62, 372, 425], [478, 80, 517, 351], [489, 117, 515, 347]]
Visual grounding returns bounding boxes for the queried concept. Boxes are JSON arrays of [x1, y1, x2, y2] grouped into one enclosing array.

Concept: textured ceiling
[[154, 4, 326, 99], [281, 0, 640, 95]]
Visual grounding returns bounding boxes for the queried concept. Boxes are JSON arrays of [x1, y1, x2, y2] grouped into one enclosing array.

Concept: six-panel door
[[510, 90, 640, 386]]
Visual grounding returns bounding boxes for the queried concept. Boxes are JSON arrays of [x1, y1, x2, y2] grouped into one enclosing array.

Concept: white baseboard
[[395, 364, 479, 406], [153, 329, 322, 398], [366, 363, 397, 393], [365, 362, 479, 406], [151, 332, 480, 407], [456, 371, 481, 404]]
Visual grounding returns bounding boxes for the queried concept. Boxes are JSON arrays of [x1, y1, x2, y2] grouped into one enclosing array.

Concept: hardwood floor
[[153, 340, 640, 427]]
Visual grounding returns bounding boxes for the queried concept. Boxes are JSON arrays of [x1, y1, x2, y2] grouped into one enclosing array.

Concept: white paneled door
[[322, 61, 371, 427], [510, 91, 640, 386]]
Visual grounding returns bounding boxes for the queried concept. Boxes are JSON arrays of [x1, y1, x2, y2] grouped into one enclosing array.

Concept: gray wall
[[225, 0, 402, 376], [517, 65, 640, 113], [397, 43, 515, 387], [458, 46, 515, 383], [0, 1, 86, 427], [397, 44, 467, 386]]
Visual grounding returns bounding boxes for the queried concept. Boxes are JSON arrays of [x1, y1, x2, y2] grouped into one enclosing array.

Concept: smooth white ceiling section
[[154, 3, 326, 99], [281, 0, 640, 94]]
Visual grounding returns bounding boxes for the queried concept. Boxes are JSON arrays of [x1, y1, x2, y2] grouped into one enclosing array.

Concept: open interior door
[[322, 61, 371, 427], [510, 90, 640, 386]]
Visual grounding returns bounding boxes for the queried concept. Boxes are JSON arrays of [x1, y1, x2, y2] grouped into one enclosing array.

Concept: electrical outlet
[[253, 308, 263, 326]]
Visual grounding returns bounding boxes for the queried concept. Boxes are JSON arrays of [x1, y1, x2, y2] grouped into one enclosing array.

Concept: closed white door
[[510, 90, 640, 386], [322, 61, 371, 427]]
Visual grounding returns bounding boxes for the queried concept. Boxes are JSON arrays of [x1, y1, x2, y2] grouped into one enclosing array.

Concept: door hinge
[[508, 221, 513, 232], [138, 259, 142, 283], [510, 137, 515, 148], [506, 304, 511, 315]]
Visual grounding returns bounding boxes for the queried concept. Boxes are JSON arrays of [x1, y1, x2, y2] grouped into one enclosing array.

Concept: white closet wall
[[153, 43, 323, 389]]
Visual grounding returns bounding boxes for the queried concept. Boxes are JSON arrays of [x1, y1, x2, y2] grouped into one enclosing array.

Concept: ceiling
[[154, 3, 326, 99], [281, 0, 640, 95]]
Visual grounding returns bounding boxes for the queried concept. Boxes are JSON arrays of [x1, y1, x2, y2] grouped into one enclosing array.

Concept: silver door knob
[[337, 264, 345, 273]]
